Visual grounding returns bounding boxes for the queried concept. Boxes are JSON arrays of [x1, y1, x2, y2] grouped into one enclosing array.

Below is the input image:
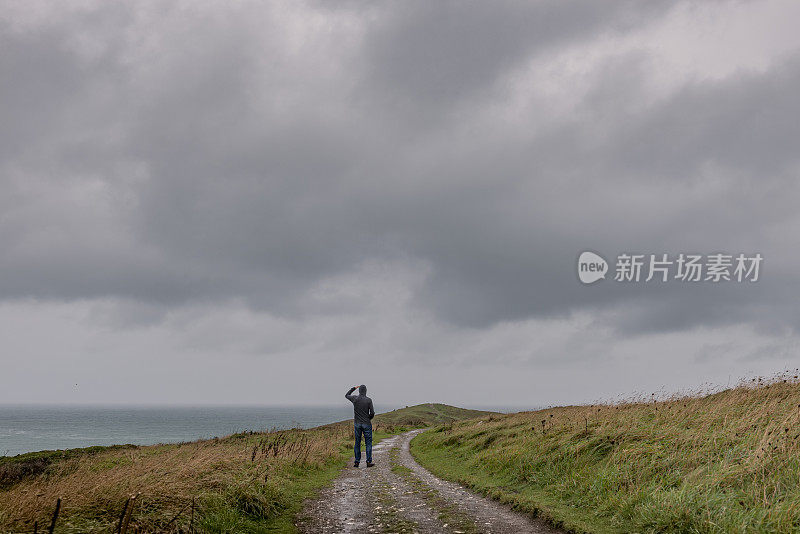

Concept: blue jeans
[[354, 423, 372, 464]]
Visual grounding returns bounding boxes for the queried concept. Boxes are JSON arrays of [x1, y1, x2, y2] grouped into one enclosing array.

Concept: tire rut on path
[[297, 430, 562, 534]]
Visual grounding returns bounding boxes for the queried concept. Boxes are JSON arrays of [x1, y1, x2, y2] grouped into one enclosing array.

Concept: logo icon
[[578, 251, 608, 284]]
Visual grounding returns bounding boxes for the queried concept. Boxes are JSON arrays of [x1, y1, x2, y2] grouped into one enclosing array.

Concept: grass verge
[[388, 448, 477, 533], [411, 376, 800, 534]]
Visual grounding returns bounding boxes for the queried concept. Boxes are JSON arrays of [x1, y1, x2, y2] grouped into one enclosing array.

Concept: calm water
[[0, 405, 371, 457]]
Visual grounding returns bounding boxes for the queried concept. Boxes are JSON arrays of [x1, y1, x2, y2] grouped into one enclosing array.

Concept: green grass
[[410, 378, 800, 533]]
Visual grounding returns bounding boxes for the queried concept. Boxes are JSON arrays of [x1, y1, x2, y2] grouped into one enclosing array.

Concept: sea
[[0, 404, 531, 458], [0, 405, 376, 457]]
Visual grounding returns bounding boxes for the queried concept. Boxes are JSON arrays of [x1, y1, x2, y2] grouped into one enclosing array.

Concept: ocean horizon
[[0, 404, 381, 457], [0, 403, 528, 457]]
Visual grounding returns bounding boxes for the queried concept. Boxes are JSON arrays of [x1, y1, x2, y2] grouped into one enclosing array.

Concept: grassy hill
[[411, 376, 800, 533], [313, 403, 495, 431], [0, 403, 486, 533], [376, 403, 494, 426]]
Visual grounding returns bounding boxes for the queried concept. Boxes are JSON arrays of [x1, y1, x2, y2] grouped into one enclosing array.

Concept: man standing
[[345, 384, 375, 467]]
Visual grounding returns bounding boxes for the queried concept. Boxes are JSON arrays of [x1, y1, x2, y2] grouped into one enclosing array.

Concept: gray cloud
[[1, 0, 800, 405], [358, 1, 673, 118]]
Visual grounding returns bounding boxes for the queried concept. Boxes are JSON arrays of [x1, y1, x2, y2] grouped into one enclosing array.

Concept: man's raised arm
[[345, 386, 358, 401]]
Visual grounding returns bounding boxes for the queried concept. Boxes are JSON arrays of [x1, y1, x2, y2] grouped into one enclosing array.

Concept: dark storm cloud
[[1, 0, 798, 337]]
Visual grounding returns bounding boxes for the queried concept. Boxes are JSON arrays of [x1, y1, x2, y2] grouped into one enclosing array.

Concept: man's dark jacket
[[346, 385, 375, 425]]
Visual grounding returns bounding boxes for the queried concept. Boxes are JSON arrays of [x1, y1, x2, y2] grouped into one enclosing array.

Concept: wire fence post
[[120, 493, 139, 534], [116, 497, 130, 534], [46, 498, 61, 534], [189, 497, 195, 534]]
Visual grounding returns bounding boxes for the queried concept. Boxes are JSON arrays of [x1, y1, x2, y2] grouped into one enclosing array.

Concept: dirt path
[[297, 430, 561, 534]]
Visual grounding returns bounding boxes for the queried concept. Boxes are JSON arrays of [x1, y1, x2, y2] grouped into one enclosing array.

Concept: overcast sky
[[2, 0, 800, 407]]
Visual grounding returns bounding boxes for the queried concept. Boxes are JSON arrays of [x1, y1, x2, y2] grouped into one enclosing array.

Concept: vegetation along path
[[297, 430, 560, 534]]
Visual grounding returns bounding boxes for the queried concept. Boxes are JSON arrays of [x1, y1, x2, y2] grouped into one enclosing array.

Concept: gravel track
[[297, 430, 561, 534]]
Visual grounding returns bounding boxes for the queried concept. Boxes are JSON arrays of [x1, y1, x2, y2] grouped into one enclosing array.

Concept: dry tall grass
[[0, 426, 351, 533]]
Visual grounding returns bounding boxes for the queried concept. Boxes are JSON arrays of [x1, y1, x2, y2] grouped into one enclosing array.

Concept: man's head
[[359, 384, 367, 395]]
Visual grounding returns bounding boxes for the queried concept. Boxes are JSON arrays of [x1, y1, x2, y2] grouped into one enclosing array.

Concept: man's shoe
[[353, 462, 359, 467], [366, 462, 375, 467]]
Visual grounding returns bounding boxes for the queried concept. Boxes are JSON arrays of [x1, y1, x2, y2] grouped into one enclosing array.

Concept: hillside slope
[[0, 403, 487, 533], [411, 377, 800, 533]]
